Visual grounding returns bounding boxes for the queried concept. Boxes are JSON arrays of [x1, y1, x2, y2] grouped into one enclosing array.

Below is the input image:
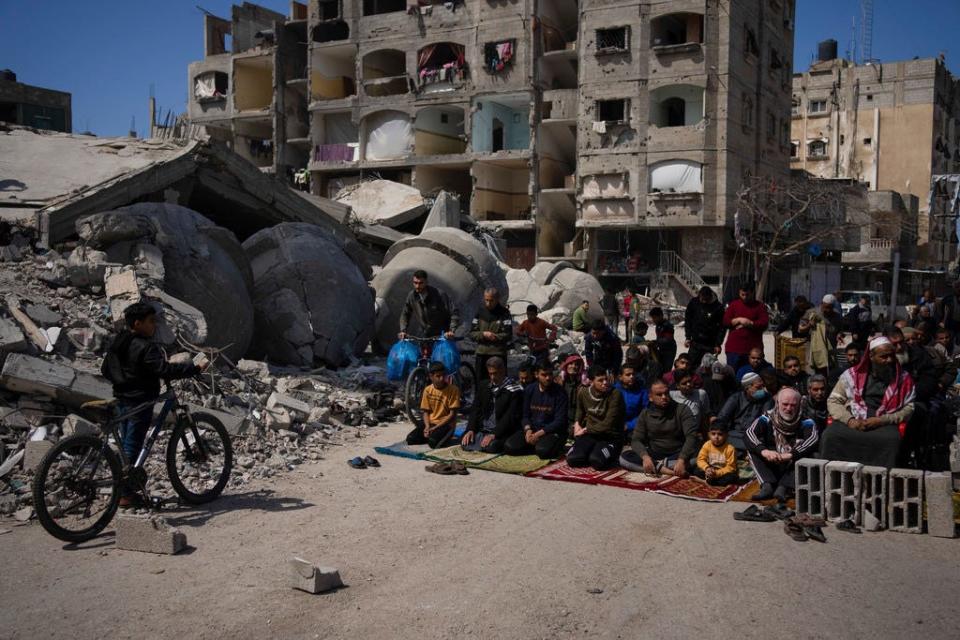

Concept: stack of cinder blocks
[[794, 459, 956, 537]]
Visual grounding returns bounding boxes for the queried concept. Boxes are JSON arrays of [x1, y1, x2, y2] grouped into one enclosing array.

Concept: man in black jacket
[[470, 288, 513, 381], [462, 357, 523, 453], [684, 286, 725, 368], [584, 318, 623, 373], [103, 302, 206, 506], [398, 270, 459, 340]]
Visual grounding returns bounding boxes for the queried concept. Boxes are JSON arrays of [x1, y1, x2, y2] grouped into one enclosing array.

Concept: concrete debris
[[114, 514, 187, 555], [6, 295, 54, 353], [243, 223, 374, 368], [335, 179, 426, 228], [505, 262, 604, 328], [13, 507, 33, 522], [289, 557, 343, 594], [0, 316, 27, 356], [61, 413, 98, 437], [0, 354, 112, 408], [422, 190, 461, 231], [22, 440, 53, 472], [65, 246, 111, 289], [371, 227, 508, 352]]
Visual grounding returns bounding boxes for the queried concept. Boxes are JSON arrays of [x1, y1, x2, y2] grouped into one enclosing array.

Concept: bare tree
[[734, 174, 913, 300]]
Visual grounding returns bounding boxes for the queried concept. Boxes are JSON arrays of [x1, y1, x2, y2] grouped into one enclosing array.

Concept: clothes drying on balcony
[[313, 143, 356, 162], [417, 43, 466, 87], [484, 40, 514, 73]]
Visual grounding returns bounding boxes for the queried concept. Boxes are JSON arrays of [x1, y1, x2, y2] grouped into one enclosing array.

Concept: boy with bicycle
[[406, 361, 461, 448], [515, 304, 557, 367]]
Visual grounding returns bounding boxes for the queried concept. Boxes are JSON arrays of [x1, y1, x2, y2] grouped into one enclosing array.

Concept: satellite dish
[[808, 243, 823, 257]]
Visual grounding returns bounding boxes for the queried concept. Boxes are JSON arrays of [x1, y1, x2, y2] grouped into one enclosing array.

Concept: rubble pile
[[505, 261, 605, 327]]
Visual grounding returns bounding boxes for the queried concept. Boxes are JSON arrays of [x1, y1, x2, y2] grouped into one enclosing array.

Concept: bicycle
[[402, 336, 476, 428], [31, 381, 233, 543]]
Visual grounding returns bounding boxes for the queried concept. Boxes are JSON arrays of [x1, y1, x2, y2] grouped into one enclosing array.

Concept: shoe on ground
[[752, 482, 776, 501]]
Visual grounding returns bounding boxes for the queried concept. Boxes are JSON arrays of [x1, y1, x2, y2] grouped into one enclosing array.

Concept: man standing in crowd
[[470, 288, 512, 381], [601, 290, 620, 339], [722, 282, 769, 370], [684, 286, 725, 368], [800, 294, 844, 376], [937, 280, 960, 344], [398, 270, 458, 340], [515, 304, 557, 366], [845, 295, 874, 351], [584, 318, 623, 374], [649, 307, 677, 371]]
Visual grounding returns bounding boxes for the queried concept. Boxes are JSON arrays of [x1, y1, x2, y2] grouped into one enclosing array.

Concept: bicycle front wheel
[[166, 412, 233, 504], [404, 367, 428, 427], [32, 434, 121, 543]]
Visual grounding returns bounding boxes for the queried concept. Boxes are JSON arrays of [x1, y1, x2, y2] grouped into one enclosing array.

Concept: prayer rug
[[424, 445, 501, 466], [374, 441, 429, 460], [525, 459, 614, 485], [596, 469, 664, 490], [473, 454, 553, 475], [729, 479, 795, 508], [649, 476, 744, 502]]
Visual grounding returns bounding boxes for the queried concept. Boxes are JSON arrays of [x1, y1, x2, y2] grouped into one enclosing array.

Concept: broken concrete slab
[[23, 303, 62, 327], [114, 514, 187, 555], [0, 354, 112, 408], [61, 414, 99, 437], [289, 557, 343, 594], [335, 179, 426, 228], [65, 246, 113, 289], [103, 266, 141, 324], [422, 191, 460, 231], [6, 295, 52, 352], [185, 404, 249, 436], [0, 316, 27, 355], [243, 223, 374, 368], [23, 440, 53, 472], [505, 268, 560, 317], [266, 392, 311, 418]]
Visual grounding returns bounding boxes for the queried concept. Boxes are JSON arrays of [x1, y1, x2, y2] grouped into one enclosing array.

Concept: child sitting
[[407, 361, 461, 448], [694, 425, 738, 486]]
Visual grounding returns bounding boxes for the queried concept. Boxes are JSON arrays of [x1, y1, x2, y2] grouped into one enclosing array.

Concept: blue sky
[[1, 0, 958, 138]]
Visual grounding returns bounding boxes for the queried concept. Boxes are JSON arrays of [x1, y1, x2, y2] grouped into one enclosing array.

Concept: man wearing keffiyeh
[[820, 337, 915, 468]]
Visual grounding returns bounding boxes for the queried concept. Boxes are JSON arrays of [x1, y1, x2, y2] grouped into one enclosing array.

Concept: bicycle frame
[[100, 386, 188, 470]]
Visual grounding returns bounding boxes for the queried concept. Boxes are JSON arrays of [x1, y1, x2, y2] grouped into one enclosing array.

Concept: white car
[[837, 290, 887, 324]]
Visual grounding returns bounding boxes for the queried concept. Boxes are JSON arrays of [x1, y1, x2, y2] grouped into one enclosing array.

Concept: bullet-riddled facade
[[187, 1, 795, 287]]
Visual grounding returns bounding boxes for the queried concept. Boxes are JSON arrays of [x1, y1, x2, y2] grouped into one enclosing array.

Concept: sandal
[[348, 457, 366, 469], [363, 456, 381, 468], [733, 505, 777, 522], [783, 520, 808, 542], [763, 504, 795, 521], [450, 461, 469, 475], [425, 462, 456, 475], [788, 515, 828, 542], [835, 519, 862, 534]]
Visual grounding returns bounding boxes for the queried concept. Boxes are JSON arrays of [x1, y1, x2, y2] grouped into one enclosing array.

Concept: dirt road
[[2, 420, 958, 640]]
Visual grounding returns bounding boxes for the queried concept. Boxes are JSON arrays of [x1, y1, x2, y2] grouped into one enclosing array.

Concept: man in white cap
[[820, 336, 915, 468], [713, 371, 774, 451], [799, 294, 844, 376]]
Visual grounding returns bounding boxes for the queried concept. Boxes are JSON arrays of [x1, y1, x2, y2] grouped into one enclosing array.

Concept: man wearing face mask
[[713, 372, 774, 452], [820, 337, 915, 468]]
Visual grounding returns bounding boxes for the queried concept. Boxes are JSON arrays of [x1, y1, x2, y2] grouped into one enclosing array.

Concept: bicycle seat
[[80, 399, 117, 411], [79, 398, 117, 425]]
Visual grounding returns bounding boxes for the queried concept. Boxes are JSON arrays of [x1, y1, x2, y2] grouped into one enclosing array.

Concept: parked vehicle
[[837, 290, 887, 324]]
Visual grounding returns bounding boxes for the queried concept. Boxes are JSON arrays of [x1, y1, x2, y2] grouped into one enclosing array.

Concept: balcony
[[645, 191, 704, 226]]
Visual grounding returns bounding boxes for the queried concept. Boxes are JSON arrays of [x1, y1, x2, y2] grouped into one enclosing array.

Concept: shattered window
[[596, 27, 629, 53], [596, 99, 627, 123]]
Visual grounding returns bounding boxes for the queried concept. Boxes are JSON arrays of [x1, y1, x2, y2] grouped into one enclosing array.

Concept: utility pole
[[889, 249, 900, 326]]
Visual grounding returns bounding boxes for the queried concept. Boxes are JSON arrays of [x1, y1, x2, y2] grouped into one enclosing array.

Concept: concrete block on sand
[[825, 461, 862, 524], [289, 557, 343, 594], [888, 468, 924, 534], [861, 466, 888, 529], [794, 458, 827, 519], [23, 440, 53, 472], [923, 472, 957, 538], [115, 515, 187, 555]]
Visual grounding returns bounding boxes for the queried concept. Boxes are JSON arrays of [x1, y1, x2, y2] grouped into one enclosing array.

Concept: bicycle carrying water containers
[[430, 337, 461, 375], [387, 340, 419, 381]]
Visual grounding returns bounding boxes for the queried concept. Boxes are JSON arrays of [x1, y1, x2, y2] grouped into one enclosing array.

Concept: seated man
[[620, 380, 699, 477], [462, 357, 523, 453], [517, 362, 536, 388], [777, 355, 809, 395], [567, 365, 626, 469], [746, 388, 819, 501], [505, 363, 568, 459], [800, 374, 830, 432], [713, 372, 774, 451], [407, 361, 460, 448], [584, 318, 623, 374], [614, 363, 648, 433], [624, 343, 661, 388], [820, 337, 915, 468], [735, 347, 774, 382], [669, 370, 712, 433], [661, 353, 703, 389]]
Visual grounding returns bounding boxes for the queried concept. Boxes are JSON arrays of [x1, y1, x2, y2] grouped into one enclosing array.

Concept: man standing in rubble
[[470, 288, 513, 381], [398, 270, 459, 341]]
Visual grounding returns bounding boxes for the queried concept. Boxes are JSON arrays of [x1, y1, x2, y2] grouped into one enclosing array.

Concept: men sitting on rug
[[517, 361, 536, 389], [558, 354, 589, 431], [735, 347, 774, 382], [745, 388, 820, 502], [801, 374, 830, 432], [820, 337, 915, 468], [462, 357, 523, 453], [619, 380, 699, 478], [504, 363, 568, 460], [777, 355, 809, 395], [567, 365, 626, 470], [614, 363, 648, 433], [713, 372, 774, 451], [693, 424, 738, 486], [406, 361, 461, 449]]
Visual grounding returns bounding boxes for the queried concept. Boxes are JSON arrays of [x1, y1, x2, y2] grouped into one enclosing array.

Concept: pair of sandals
[[733, 503, 793, 522], [784, 514, 827, 543], [348, 456, 381, 469], [425, 461, 469, 475]]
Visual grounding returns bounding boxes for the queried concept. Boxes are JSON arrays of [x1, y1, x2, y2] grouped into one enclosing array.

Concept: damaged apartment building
[[186, 1, 795, 291]]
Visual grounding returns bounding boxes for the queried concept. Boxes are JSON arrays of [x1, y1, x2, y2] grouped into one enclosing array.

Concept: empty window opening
[[312, 20, 349, 42], [863, 137, 872, 146], [234, 56, 273, 111], [363, 0, 405, 16], [790, 141, 799, 158], [650, 13, 704, 47], [770, 48, 784, 70], [484, 40, 515, 74], [235, 120, 274, 168], [472, 94, 530, 153], [866, 94, 874, 101], [363, 49, 408, 97], [596, 99, 627, 123], [415, 106, 466, 156], [650, 85, 704, 127], [204, 15, 232, 56], [311, 46, 357, 100], [194, 71, 229, 102], [596, 27, 629, 53], [318, 0, 341, 20], [744, 27, 760, 57], [417, 43, 467, 92]]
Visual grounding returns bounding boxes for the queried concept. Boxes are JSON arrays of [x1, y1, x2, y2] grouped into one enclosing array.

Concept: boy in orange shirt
[[406, 362, 460, 448], [694, 425, 738, 485]]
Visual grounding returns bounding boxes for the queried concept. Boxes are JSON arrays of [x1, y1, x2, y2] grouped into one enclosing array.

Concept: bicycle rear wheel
[[32, 435, 121, 543], [166, 412, 233, 504], [457, 361, 477, 413], [404, 367, 428, 427]]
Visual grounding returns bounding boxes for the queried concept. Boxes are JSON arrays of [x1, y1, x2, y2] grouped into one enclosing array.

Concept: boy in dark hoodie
[[504, 363, 568, 459], [103, 302, 206, 505], [567, 365, 626, 470]]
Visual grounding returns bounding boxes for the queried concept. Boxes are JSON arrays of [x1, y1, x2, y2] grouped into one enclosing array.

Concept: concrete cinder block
[[289, 557, 343, 594], [267, 391, 311, 418], [795, 458, 828, 519], [889, 468, 925, 534], [0, 317, 27, 354], [923, 472, 957, 538], [115, 515, 187, 555], [861, 465, 888, 530], [825, 461, 862, 523], [23, 440, 53, 472], [184, 404, 248, 436]]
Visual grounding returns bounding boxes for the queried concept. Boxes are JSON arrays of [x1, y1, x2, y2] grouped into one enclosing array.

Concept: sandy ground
[[2, 417, 959, 640]]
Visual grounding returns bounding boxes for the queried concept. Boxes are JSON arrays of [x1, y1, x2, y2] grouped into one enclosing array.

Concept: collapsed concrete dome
[[243, 223, 374, 368], [525, 261, 604, 327], [371, 227, 508, 352], [78, 203, 254, 360]]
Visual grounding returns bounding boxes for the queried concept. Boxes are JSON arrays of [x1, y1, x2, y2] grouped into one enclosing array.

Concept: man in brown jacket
[[567, 365, 626, 470]]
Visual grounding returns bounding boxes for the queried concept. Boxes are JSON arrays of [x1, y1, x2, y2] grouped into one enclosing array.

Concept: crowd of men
[[399, 270, 958, 502]]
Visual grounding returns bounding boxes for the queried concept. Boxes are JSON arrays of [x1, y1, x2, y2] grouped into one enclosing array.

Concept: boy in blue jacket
[[614, 363, 648, 433], [504, 363, 568, 459]]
